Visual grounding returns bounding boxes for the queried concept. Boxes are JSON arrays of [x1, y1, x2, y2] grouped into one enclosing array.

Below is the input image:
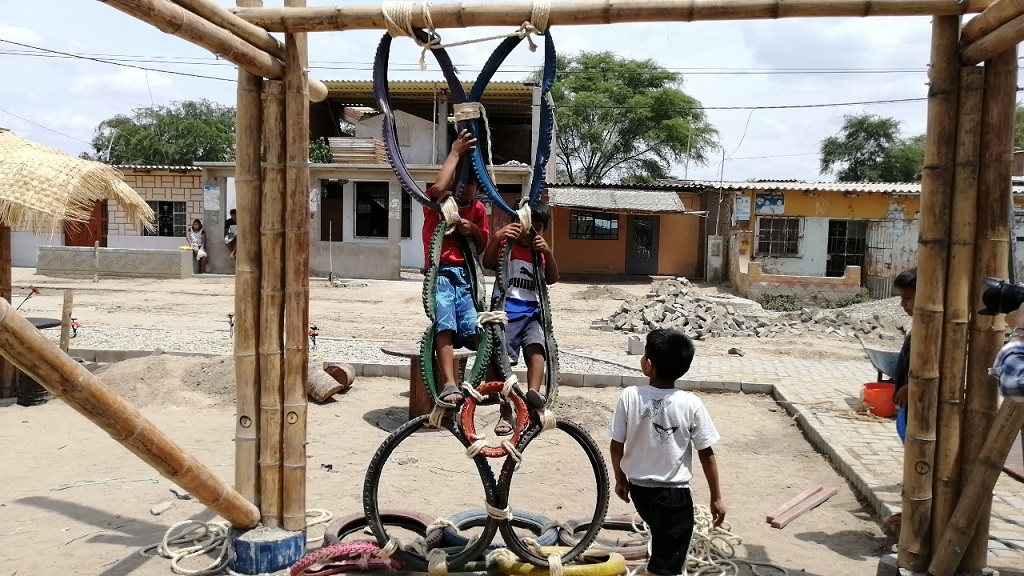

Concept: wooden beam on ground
[[898, 15, 960, 573], [962, 11, 1024, 63], [766, 485, 825, 522], [768, 486, 838, 529], [962, 0, 1024, 45], [231, 0, 989, 32], [0, 298, 260, 529]]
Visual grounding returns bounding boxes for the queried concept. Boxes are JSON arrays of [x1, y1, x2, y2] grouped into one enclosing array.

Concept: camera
[[979, 277, 1024, 316]]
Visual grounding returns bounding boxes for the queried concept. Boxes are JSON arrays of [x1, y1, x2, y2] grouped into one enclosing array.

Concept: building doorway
[[825, 219, 866, 278], [625, 215, 659, 275], [64, 200, 107, 248]]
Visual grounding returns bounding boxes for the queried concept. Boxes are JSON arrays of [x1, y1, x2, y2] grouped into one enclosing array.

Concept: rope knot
[[485, 503, 514, 521], [477, 310, 509, 327]]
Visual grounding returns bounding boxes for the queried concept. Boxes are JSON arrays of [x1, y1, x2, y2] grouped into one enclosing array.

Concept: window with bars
[[569, 210, 619, 240], [756, 216, 801, 257], [354, 182, 411, 239], [825, 219, 867, 277], [144, 201, 187, 237]]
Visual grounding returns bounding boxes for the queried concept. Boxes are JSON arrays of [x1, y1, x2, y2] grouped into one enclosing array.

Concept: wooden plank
[[766, 485, 825, 523], [770, 486, 839, 528]]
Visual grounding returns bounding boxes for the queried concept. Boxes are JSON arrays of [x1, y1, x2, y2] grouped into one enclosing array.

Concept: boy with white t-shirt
[[608, 329, 726, 576]]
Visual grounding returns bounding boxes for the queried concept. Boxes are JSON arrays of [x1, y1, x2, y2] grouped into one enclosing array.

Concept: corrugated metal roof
[[547, 187, 692, 214], [324, 80, 534, 102], [115, 165, 202, 172], [662, 178, 1024, 194]]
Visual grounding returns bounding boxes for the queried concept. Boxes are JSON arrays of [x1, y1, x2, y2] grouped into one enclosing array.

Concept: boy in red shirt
[[423, 129, 490, 406], [482, 202, 560, 434]]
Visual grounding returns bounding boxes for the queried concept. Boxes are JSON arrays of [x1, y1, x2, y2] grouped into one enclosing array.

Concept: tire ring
[[497, 419, 610, 567], [363, 414, 500, 572], [441, 508, 559, 549], [557, 515, 649, 560], [460, 380, 531, 458], [323, 509, 443, 549], [290, 541, 401, 576], [493, 547, 627, 576]]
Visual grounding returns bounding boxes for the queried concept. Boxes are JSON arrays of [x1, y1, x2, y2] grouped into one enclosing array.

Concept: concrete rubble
[[592, 278, 909, 342]]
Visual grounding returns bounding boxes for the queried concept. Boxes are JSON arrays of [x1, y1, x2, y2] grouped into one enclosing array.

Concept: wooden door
[[625, 215, 660, 276], [64, 201, 108, 247]]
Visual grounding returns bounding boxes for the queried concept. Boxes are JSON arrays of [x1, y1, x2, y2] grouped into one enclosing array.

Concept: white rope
[[426, 516, 458, 534], [486, 547, 520, 568], [477, 310, 509, 326], [529, 0, 551, 33], [629, 513, 650, 537], [305, 508, 334, 546], [426, 548, 450, 576], [502, 375, 518, 398], [485, 502, 513, 521], [517, 199, 533, 232], [356, 554, 371, 571], [539, 408, 557, 431], [502, 439, 524, 469], [427, 404, 447, 428], [376, 537, 402, 558], [440, 196, 461, 234], [463, 383, 486, 402], [453, 102, 497, 185], [523, 538, 563, 576], [465, 437, 488, 458]]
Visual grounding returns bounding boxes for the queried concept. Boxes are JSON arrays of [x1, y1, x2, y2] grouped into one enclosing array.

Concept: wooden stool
[[381, 340, 474, 420]]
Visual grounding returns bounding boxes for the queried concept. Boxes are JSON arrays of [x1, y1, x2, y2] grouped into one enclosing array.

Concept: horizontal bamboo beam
[[231, 0, 990, 32], [102, 0, 327, 101], [962, 0, 1024, 45], [962, 11, 1024, 63], [0, 298, 260, 529], [173, 0, 284, 56]]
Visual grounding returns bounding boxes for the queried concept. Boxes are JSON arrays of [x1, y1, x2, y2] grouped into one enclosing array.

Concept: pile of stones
[[591, 278, 908, 342]]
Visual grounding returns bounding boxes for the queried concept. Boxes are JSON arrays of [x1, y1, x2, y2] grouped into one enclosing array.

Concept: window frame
[[755, 216, 802, 257], [143, 200, 187, 237], [353, 181, 412, 240], [569, 210, 619, 241]]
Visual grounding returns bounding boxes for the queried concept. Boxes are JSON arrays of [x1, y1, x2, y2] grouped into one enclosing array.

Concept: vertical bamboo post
[[260, 78, 286, 529], [234, 0, 264, 510], [898, 15, 960, 572], [282, 0, 310, 532], [0, 225, 13, 398], [960, 45, 1018, 574], [59, 290, 75, 353], [931, 65, 984, 551]]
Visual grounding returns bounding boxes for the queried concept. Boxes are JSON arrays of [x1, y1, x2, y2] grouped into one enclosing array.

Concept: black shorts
[[629, 483, 694, 576], [506, 315, 546, 365]]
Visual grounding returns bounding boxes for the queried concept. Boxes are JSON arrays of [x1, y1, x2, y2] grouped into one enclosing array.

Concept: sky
[[0, 2, 999, 182]]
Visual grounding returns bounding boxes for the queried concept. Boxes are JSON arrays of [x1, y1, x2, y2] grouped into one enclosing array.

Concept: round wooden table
[[381, 340, 474, 419], [27, 317, 62, 330]]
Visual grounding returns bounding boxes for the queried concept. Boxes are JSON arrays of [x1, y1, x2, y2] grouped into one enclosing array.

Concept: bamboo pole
[[234, 0, 263, 510], [959, 46, 1018, 574], [929, 401, 1024, 576], [259, 79, 286, 529], [231, 0, 990, 32], [897, 15, 960, 573], [59, 290, 74, 353], [962, 0, 1024, 44], [173, 0, 285, 56], [100, 0, 327, 102], [931, 65, 984, 553], [961, 11, 1024, 63], [281, 5, 311, 532], [0, 298, 260, 528], [0, 225, 12, 399]]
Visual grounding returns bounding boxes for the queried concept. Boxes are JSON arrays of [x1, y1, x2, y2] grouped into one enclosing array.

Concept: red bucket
[[863, 382, 896, 418]]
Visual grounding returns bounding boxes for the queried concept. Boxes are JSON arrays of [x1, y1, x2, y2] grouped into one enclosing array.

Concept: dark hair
[[530, 202, 551, 228], [230, 209, 236, 215], [645, 329, 695, 381], [894, 267, 917, 291], [192, 219, 203, 228]]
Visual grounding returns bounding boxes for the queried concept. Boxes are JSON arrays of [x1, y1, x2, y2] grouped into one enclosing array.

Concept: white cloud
[[0, 22, 42, 43], [70, 67, 173, 98]]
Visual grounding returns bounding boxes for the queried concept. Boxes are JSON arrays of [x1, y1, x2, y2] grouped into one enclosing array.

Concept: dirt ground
[[0, 355, 891, 576]]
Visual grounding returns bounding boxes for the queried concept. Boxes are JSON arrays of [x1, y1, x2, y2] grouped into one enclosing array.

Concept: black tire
[[497, 419, 610, 567], [323, 509, 443, 549], [441, 508, 559, 549], [558, 515, 649, 560], [363, 415, 499, 572]]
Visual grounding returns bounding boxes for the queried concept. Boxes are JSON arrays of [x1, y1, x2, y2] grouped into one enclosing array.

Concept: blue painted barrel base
[[230, 526, 306, 575]]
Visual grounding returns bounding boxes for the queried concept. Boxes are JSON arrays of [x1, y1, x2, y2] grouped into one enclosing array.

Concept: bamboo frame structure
[[174, 0, 285, 56], [0, 298, 260, 528], [0, 225, 12, 399], [897, 15, 960, 573], [102, 0, 327, 102], [231, 0, 991, 32], [961, 0, 1024, 44], [931, 65, 984, 552], [259, 79, 286, 528], [281, 4, 311, 531], [958, 46, 1018, 574], [234, 0, 264, 509], [961, 10, 1024, 63]]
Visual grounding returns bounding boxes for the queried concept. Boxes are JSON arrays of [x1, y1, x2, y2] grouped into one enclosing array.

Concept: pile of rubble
[[592, 278, 908, 342]]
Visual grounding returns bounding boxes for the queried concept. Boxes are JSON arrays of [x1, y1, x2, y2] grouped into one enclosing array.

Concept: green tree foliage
[[819, 113, 925, 182], [545, 51, 718, 184], [1015, 104, 1024, 150], [84, 99, 236, 165]]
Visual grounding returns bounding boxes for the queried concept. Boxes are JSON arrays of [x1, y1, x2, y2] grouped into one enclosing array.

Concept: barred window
[[756, 216, 801, 257], [144, 201, 186, 237], [354, 182, 411, 239], [569, 210, 619, 240]]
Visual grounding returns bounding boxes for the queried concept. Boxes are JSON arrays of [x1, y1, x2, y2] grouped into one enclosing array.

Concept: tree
[[543, 52, 718, 184], [84, 99, 236, 165], [1015, 104, 1024, 151], [819, 113, 925, 182]]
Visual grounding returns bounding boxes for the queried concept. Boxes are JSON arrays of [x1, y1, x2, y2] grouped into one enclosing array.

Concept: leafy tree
[[819, 113, 925, 182], [84, 99, 236, 165], [543, 52, 718, 184], [1016, 104, 1024, 151]]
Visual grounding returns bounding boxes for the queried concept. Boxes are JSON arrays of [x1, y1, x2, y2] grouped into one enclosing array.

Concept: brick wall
[[116, 170, 203, 236]]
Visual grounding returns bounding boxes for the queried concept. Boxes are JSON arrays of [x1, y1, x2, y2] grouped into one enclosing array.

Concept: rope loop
[[517, 199, 534, 232], [427, 404, 447, 428], [465, 438, 488, 458], [539, 408, 557, 431], [501, 375, 518, 398], [376, 537, 402, 558], [477, 310, 509, 327], [501, 439, 524, 470], [426, 548, 450, 576], [440, 196, 462, 233], [485, 502, 514, 521]]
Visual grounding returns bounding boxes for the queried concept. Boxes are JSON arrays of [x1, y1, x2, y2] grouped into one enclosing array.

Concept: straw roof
[[0, 131, 154, 234]]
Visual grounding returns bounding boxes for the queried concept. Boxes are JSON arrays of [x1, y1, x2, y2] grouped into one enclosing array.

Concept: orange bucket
[[863, 382, 896, 418]]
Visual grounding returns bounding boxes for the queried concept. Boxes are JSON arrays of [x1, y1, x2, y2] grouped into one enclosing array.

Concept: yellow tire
[[495, 547, 627, 576]]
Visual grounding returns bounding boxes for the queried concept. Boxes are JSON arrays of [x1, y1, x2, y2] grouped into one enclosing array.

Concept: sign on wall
[[203, 185, 220, 211], [755, 193, 785, 215], [735, 195, 751, 221]]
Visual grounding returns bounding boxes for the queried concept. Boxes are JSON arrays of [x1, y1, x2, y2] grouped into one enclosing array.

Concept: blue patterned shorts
[[435, 265, 478, 349]]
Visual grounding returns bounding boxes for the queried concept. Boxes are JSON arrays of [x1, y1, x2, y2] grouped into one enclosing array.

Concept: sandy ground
[[0, 269, 895, 575]]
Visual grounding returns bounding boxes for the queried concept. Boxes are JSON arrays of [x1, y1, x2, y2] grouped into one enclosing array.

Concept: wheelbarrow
[[855, 334, 901, 382]]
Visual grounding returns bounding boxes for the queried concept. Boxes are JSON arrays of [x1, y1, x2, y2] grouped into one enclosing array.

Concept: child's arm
[[532, 234, 560, 284], [698, 447, 725, 527], [482, 224, 522, 269], [610, 440, 630, 503], [455, 218, 486, 252], [430, 129, 476, 201]]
